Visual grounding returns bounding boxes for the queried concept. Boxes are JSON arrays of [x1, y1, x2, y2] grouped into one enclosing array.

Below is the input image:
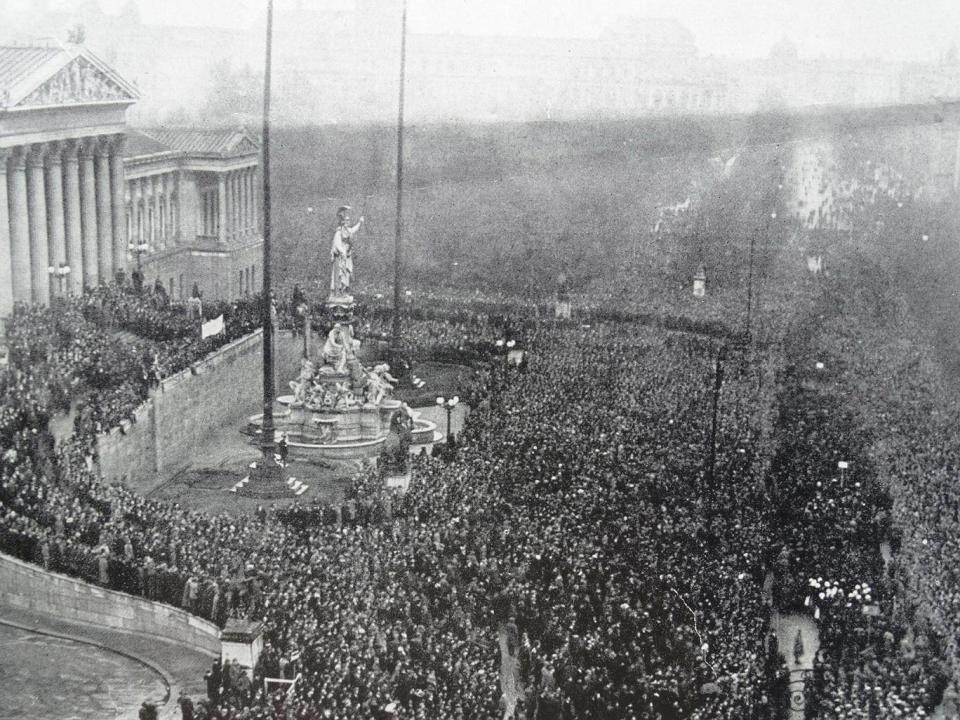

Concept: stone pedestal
[[325, 293, 355, 326], [240, 454, 295, 499], [384, 468, 412, 493], [693, 266, 707, 297], [221, 618, 264, 673]]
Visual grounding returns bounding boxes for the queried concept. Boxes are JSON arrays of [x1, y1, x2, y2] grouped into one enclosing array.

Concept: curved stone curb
[[0, 615, 174, 711]]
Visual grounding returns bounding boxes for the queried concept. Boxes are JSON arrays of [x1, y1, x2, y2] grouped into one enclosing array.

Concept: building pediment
[[230, 135, 259, 156], [17, 55, 131, 108], [1, 44, 138, 112]]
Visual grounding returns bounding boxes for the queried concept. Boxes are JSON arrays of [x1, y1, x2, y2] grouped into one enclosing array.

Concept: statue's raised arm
[[329, 205, 365, 297]]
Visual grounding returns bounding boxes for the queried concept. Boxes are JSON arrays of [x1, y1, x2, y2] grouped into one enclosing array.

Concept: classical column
[[110, 135, 127, 274], [252, 166, 259, 235], [237, 171, 243, 236], [135, 177, 144, 244], [79, 139, 99, 288], [63, 141, 84, 295], [224, 171, 231, 241], [230, 171, 240, 240], [238, 171, 244, 237], [217, 173, 227, 245], [170, 173, 179, 245], [124, 184, 132, 253], [226, 171, 234, 241], [154, 176, 162, 247], [0, 150, 12, 316], [8, 149, 30, 304], [241, 168, 248, 235], [26, 145, 50, 304], [154, 175, 163, 250], [45, 143, 66, 299], [157, 175, 165, 249], [144, 176, 153, 248], [95, 137, 113, 283], [236, 170, 243, 237], [245, 168, 252, 234]]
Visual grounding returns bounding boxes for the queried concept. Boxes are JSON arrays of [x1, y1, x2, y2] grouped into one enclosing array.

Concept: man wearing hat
[[330, 205, 365, 296]]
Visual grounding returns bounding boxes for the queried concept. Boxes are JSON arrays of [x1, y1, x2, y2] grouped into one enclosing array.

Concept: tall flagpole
[[392, 0, 407, 351], [258, 0, 278, 480]]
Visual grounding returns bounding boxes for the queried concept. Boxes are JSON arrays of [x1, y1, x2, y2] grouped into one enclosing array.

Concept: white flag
[[201, 314, 224, 339]]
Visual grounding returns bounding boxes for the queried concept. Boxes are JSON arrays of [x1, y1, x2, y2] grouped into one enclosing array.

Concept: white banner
[[201, 314, 224, 339]]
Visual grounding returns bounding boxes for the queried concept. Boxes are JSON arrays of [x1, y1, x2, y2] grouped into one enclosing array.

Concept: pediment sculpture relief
[[18, 56, 130, 108]]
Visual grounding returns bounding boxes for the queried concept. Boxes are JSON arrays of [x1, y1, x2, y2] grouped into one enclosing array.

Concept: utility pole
[[253, 0, 281, 486], [706, 345, 726, 486], [745, 225, 757, 340], [392, 0, 407, 352], [747, 210, 777, 341]]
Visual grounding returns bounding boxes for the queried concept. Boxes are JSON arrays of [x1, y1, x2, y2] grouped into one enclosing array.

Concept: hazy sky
[[25, 0, 960, 63]]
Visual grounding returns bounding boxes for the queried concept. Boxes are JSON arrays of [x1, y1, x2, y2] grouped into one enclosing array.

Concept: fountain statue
[[245, 205, 439, 460]]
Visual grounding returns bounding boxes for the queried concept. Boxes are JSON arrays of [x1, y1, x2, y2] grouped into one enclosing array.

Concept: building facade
[[0, 42, 137, 312], [0, 42, 262, 318], [124, 128, 262, 302]]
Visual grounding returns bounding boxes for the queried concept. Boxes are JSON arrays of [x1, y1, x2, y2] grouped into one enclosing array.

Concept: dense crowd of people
[[763, 131, 958, 718], [1, 312, 790, 719], [4, 125, 960, 720], [2, 283, 269, 437]]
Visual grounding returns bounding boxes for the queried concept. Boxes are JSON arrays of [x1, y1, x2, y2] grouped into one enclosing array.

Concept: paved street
[[0, 605, 215, 720], [0, 623, 165, 720]]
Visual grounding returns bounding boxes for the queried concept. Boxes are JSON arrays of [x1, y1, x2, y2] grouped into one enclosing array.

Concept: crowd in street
[[3, 126, 960, 720], [764, 130, 957, 719], [0, 314, 791, 719]]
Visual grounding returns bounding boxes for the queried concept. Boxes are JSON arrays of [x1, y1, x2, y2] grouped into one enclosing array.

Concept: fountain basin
[[245, 396, 437, 461]]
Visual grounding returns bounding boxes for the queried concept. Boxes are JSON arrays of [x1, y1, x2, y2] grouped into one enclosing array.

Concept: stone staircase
[[229, 459, 308, 496]]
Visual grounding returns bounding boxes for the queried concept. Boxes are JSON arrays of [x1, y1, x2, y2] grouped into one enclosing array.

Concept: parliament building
[[0, 41, 262, 319]]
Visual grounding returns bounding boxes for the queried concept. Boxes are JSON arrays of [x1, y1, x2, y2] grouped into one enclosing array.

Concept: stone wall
[[153, 331, 265, 476], [94, 329, 304, 488], [97, 399, 157, 494], [0, 550, 220, 656]]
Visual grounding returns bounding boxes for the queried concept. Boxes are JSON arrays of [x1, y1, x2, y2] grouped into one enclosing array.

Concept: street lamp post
[[128, 241, 151, 292], [128, 241, 151, 271], [746, 211, 776, 340], [436, 395, 459, 442], [496, 339, 516, 368], [706, 345, 726, 486], [838, 460, 849, 489], [506, 339, 516, 367], [48, 264, 71, 299]]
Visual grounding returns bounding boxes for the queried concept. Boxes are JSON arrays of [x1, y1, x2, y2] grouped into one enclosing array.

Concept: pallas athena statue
[[329, 205, 365, 297]]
